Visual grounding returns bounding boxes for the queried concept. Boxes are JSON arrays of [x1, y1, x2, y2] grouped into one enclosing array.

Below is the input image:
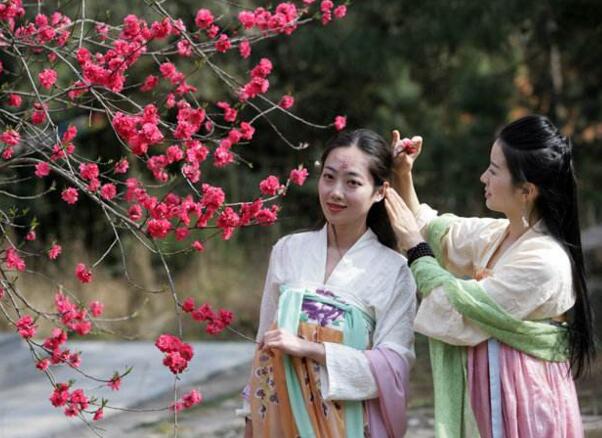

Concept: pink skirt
[[468, 340, 584, 438]]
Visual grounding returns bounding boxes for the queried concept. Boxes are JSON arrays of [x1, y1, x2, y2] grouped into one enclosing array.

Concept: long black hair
[[498, 114, 595, 378], [318, 129, 397, 250]]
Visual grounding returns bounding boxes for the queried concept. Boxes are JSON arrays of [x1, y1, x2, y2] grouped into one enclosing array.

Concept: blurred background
[[1, 0, 601, 436]]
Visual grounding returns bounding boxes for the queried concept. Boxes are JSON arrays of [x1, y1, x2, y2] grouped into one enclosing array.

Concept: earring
[[521, 204, 530, 228]]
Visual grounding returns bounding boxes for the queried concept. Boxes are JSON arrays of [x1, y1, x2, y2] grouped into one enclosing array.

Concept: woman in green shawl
[[385, 114, 594, 437]]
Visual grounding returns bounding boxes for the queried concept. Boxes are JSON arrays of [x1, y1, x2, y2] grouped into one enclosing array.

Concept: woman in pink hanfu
[[385, 115, 593, 437]]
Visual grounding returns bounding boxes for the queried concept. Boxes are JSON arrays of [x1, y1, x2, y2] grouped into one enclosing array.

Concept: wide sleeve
[[415, 203, 507, 278], [320, 265, 416, 401], [414, 238, 572, 346]]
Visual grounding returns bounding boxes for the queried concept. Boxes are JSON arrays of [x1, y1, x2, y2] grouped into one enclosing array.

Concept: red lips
[[326, 202, 346, 213]]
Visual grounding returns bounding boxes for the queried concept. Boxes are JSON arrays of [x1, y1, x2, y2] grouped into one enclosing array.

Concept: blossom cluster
[[170, 389, 203, 412], [155, 334, 195, 374], [49, 383, 103, 420], [181, 297, 234, 335]]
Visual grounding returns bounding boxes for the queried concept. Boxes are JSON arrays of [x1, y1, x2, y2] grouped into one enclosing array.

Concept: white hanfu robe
[[247, 225, 416, 437]]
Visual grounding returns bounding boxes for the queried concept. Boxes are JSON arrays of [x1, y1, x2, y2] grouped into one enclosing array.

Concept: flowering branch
[[0, 0, 348, 433]]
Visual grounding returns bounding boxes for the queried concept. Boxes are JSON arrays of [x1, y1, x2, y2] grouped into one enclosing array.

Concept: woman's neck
[[327, 221, 367, 252], [506, 209, 540, 241]]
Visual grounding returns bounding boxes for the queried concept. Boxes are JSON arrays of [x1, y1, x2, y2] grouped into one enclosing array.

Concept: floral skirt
[[249, 322, 351, 438]]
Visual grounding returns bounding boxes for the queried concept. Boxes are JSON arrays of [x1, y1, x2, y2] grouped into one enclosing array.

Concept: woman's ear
[[521, 182, 539, 203], [375, 181, 389, 202]]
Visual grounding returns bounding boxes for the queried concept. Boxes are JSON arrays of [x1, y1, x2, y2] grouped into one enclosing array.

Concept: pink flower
[[155, 334, 194, 374], [50, 383, 70, 407], [205, 320, 225, 335], [163, 351, 188, 374], [5, 248, 26, 271], [37, 358, 50, 371], [215, 34, 232, 53], [128, 204, 143, 222], [195, 9, 214, 29], [48, 244, 62, 260], [100, 183, 117, 201], [43, 327, 68, 351], [93, 408, 104, 421], [140, 74, 159, 92], [334, 5, 347, 19], [114, 158, 129, 174], [206, 24, 220, 38], [191, 303, 214, 322], [200, 184, 225, 211], [181, 389, 203, 408], [175, 226, 189, 241], [39, 68, 58, 89], [75, 263, 93, 284], [147, 219, 172, 239], [74, 320, 92, 336], [7, 94, 22, 107], [321, 0, 334, 12], [25, 230, 36, 241], [155, 334, 180, 352], [62, 125, 77, 143], [1, 129, 20, 146], [251, 58, 273, 78], [192, 240, 204, 252], [255, 207, 278, 225], [166, 93, 177, 108], [32, 103, 47, 125], [279, 95, 295, 109], [61, 187, 79, 205], [16, 315, 37, 339], [79, 163, 99, 180], [216, 101, 237, 122], [69, 388, 89, 411], [334, 115, 347, 131], [239, 122, 255, 140], [35, 162, 51, 178], [216, 207, 240, 240], [213, 145, 234, 167], [181, 297, 196, 313], [64, 405, 79, 417], [238, 11, 256, 29], [68, 352, 81, 368], [89, 301, 104, 317], [289, 167, 309, 186], [259, 175, 282, 196], [108, 374, 121, 391]]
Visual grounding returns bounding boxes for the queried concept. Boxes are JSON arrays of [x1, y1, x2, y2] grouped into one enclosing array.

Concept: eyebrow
[[490, 161, 501, 169], [324, 166, 364, 179]]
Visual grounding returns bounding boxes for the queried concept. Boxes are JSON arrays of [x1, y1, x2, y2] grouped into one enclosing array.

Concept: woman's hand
[[262, 328, 326, 364], [391, 130, 423, 179], [384, 187, 425, 252]]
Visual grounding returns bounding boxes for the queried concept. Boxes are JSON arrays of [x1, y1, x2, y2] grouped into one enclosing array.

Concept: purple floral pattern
[[253, 352, 278, 418], [299, 288, 346, 328]]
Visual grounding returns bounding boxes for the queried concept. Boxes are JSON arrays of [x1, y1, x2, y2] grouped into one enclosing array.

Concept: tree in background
[[257, 0, 602, 223]]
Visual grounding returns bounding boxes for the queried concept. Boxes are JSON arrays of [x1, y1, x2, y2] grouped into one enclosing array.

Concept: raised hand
[[384, 187, 424, 252], [391, 130, 423, 178]]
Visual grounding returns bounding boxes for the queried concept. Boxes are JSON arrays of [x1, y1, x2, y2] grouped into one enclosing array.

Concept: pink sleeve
[[364, 347, 410, 437]]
